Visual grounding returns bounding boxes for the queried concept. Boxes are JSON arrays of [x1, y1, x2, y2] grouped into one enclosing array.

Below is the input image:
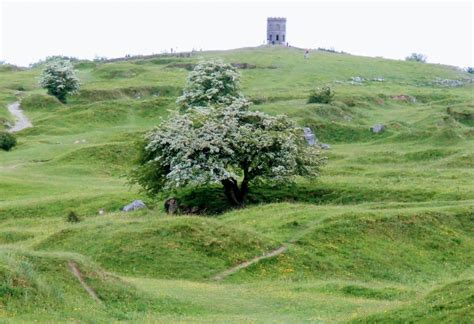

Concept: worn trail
[[212, 245, 287, 281], [68, 261, 102, 303], [7, 102, 32, 132]]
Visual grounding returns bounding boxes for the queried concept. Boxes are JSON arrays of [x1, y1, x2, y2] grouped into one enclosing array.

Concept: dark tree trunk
[[221, 177, 248, 206], [221, 164, 251, 207]]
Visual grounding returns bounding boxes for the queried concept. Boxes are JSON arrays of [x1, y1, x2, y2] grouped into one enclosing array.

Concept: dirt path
[[7, 102, 32, 133], [68, 261, 102, 303], [212, 245, 288, 281]]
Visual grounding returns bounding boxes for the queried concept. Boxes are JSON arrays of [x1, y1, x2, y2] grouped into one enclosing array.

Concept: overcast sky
[[0, 0, 472, 67]]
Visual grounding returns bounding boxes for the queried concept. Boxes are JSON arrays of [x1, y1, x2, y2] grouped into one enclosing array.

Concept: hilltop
[[0, 46, 473, 322]]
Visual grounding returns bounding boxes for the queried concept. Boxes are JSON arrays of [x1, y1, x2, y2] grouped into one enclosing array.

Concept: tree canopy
[[176, 60, 243, 110], [131, 61, 325, 206]]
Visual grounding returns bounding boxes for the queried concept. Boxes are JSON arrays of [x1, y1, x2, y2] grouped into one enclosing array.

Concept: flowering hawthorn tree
[[176, 60, 243, 109], [131, 61, 325, 206], [39, 59, 80, 103]]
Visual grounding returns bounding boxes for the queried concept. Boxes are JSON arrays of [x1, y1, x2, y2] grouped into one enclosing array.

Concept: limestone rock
[[303, 127, 317, 146], [370, 124, 384, 134], [122, 200, 147, 212]]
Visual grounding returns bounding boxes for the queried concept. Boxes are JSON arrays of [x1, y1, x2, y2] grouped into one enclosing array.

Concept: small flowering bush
[[131, 62, 325, 206], [39, 59, 80, 103]]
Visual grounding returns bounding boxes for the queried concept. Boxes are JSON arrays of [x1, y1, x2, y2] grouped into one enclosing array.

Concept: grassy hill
[[1, 46, 473, 322]]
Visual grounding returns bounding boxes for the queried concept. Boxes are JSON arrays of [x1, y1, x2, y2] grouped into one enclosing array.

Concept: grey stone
[[122, 200, 147, 212], [370, 124, 384, 134], [303, 127, 317, 146], [350, 76, 365, 83], [320, 143, 331, 150], [432, 78, 464, 87]]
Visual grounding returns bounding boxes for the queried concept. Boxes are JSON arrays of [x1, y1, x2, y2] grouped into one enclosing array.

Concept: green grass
[[36, 215, 277, 280], [353, 279, 474, 323], [1, 46, 473, 321]]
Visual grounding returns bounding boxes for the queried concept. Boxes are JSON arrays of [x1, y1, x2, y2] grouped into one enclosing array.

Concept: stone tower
[[267, 17, 286, 45]]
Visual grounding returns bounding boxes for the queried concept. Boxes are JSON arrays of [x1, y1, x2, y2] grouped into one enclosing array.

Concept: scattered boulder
[[370, 124, 385, 134], [320, 143, 331, 150], [164, 198, 178, 215], [350, 76, 365, 82], [121, 200, 147, 212], [303, 127, 317, 146], [432, 78, 464, 87], [98, 208, 105, 215], [348, 76, 365, 85], [372, 77, 385, 82], [231, 62, 257, 69]]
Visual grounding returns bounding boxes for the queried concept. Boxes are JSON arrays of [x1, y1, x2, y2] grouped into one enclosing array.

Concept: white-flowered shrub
[[39, 59, 80, 103]]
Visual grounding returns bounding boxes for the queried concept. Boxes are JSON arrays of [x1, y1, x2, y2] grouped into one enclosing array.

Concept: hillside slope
[[1, 46, 473, 322]]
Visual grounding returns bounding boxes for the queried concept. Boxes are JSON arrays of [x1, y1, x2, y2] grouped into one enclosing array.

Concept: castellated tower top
[[267, 17, 287, 45]]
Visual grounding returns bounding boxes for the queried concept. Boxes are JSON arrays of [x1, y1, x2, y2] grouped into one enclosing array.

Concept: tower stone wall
[[267, 17, 287, 45]]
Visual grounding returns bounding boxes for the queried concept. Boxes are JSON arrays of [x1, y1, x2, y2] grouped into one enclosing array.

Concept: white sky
[[0, 0, 472, 67]]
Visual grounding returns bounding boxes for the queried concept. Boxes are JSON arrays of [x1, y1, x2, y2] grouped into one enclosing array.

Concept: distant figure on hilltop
[[304, 50, 310, 59]]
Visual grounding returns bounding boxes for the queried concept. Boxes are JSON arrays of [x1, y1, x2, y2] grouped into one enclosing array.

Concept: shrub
[[39, 59, 80, 103], [405, 53, 427, 63], [308, 87, 334, 104], [66, 211, 80, 223], [0, 132, 17, 151]]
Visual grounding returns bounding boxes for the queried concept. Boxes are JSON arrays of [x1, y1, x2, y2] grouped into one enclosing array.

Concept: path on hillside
[[211, 216, 330, 281], [212, 245, 288, 281], [7, 102, 32, 132], [68, 261, 102, 303]]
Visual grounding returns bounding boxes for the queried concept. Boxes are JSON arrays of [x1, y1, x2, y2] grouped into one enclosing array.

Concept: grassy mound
[[353, 279, 474, 323], [227, 208, 474, 283], [0, 250, 198, 321], [0, 231, 34, 245], [92, 63, 146, 79], [36, 216, 277, 280], [21, 94, 63, 110], [55, 143, 136, 174], [71, 86, 180, 104]]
